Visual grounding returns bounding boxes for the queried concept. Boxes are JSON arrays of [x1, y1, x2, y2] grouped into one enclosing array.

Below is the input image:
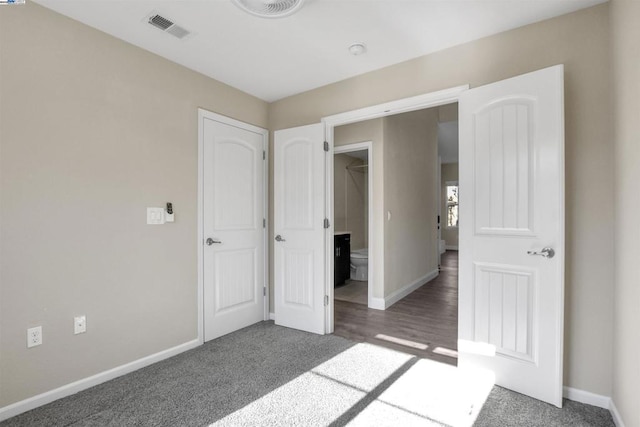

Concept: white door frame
[[333, 142, 374, 308], [197, 109, 269, 344], [322, 85, 469, 333]]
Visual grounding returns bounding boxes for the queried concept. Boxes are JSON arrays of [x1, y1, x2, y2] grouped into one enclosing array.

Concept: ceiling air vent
[[147, 13, 191, 40]]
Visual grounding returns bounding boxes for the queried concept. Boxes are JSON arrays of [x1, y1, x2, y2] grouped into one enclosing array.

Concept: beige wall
[[441, 163, 459, 248], [333, 154, 367, 250], [383, 110, 439, 296], [269, 4, 613, 395], [611, 1, 640, 426], [334, 119, 384, 299], [0, 0, 620, 413], [0, 3, 268, 407]]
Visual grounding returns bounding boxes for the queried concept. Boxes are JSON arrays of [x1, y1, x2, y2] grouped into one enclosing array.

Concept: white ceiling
[[34, 0, 605, 102]]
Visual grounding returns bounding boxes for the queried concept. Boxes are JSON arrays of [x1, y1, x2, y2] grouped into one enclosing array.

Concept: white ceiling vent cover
[[231, 0, 305, 18], [147, 13, 192, 40]]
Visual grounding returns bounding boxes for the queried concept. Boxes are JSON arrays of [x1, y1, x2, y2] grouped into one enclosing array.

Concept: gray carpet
[[475, 387, 615, 427], [1, 321, 615, 427]]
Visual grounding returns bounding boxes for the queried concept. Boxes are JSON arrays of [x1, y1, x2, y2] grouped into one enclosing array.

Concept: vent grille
[[149, 14, 174, 30], [166, 25, 190, 39], [147, 13, 191, 40]]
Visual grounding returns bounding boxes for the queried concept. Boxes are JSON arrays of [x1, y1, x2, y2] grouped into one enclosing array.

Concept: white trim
[[384, 269, 439, 309], [333, 141, 374, 312], [369, 298, 386, 310], [197, 109, 269, 342], [197, 110, 205, 345], [322, 85, 469, 128], [562, 386, 610, 409], [609, 399, 626, 427], [262, 130, 270, 322], [269, 312, 275, 321], [445, 245, 459, 251], [562, 386, 626, 426], [322, 85, 469, 334], [0, 339, 200, 422]]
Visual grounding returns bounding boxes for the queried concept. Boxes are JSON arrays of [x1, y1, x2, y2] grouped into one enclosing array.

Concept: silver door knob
[[206, 238, 222, 245], [527, 247, 555, 258], [275, 235, 286, 242]]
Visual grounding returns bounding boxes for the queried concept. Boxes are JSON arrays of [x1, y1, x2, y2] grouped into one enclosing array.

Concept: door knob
[[275, 235, 286, 242], [206, 238, 222, 246], [527, 247, 555, 258]]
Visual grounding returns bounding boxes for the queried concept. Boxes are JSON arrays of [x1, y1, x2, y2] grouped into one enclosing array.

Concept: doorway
[[333, 142, 373, 310], [329, 106, 460, 366], [276, 66, 566, 406]]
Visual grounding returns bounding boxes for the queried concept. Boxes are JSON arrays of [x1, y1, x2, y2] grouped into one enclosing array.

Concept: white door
[[274, 124, 326, 335], [458, 65, 565, 407], [202, 114, 266, 341]]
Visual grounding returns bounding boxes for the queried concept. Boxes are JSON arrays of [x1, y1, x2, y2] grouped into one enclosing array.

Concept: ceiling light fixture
[[231, 0, 305, 18], [349, 42, 367, 56]]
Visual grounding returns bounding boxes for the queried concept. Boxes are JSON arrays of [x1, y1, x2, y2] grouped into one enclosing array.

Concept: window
[[446, 182, 458, 228]]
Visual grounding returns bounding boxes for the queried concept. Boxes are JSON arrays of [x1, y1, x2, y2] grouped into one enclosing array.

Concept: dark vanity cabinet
[[334, 233, 351, 287]]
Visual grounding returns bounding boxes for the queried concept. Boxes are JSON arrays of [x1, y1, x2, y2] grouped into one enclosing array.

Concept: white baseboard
[[368, 297, 386, 310], [562, 386, 610, 409], [384, 269, 439, 309], [445, 245, 458, 251], [563, 387, 626, 426], [269, 312, 275, 321], [609, 399, 626, 427], [0, 339, 201, 422]]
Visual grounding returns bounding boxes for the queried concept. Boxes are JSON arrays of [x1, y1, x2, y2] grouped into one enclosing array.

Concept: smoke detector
[[231, 0, 305, 18], [349, 43, 367, 56]]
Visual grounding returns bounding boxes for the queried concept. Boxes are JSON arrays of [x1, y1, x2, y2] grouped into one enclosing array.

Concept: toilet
[[350, 248, 369, 281]]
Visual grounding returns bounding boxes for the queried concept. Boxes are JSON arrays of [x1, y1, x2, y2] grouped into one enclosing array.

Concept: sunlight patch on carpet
[[433, 346, 458, 358], [210, 343, 412, 426], [349, 359, 495, 427], [374, 334, 429, 350]]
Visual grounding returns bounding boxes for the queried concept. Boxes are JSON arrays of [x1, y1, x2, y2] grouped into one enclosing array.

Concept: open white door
[[458, 65, 565, 407], [202, 114, 266, 341], [274, 123, 326, 335]]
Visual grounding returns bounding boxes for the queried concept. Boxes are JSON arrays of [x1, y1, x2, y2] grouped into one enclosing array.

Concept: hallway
[[333, 251, 458, 365]]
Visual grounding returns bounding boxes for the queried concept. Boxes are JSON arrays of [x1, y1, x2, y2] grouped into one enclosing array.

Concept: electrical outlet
[[27, 326, 42, 348], [74, 315, 86, 334]]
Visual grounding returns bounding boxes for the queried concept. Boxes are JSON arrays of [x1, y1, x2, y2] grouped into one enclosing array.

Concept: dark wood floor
[[333, 251, 458, 366]]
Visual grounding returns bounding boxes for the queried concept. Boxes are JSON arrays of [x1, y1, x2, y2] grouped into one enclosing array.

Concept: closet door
[[201, 112, 267, 341]]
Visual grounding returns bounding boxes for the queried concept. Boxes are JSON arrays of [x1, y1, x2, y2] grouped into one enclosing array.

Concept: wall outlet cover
[[27, 326, 42, 348], [74, 315, 86, 334]]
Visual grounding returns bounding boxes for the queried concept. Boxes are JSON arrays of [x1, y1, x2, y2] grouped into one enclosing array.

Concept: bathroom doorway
[[333, 142, 373, 309], [329, 104, 460, 366]]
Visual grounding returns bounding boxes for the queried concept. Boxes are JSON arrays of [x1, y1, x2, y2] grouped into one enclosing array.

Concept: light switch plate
[[147, 207, 165, 225]]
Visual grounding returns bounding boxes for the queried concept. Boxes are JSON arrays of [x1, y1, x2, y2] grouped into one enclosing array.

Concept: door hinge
[[324, 295, 329, 306], [263, 218, 266, 228], [324, 218, 330, 229], [263, 286, 267, 296], [324, 141, 329, 152], [263, 150, 266, 160]]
